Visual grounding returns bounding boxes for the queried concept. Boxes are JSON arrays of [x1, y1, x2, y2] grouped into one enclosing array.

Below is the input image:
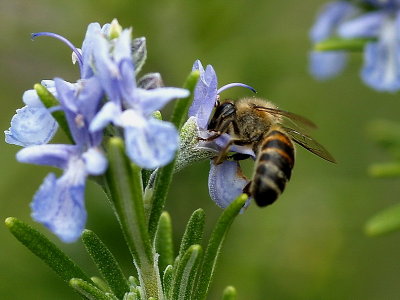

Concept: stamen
[[217, 82, 257, 95], [31, 32, 84, 75]]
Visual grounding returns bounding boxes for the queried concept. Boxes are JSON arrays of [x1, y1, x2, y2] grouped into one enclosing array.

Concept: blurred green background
[[1, 0, 400, 299]]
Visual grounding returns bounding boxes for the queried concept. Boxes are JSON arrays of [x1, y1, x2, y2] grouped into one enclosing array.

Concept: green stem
[[105, 137, 159, 299], [314, 37, 375, 52]]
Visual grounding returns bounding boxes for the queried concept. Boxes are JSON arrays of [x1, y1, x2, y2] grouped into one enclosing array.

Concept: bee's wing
[[253, 106, 317, 129], [282, 127, 336, 163]]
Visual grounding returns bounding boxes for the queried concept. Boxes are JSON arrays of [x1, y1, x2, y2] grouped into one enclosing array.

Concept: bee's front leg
[[197, 131, 222, 142]]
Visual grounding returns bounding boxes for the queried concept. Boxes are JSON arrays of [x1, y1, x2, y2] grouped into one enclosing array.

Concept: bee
[[206, 97, 336, 207]]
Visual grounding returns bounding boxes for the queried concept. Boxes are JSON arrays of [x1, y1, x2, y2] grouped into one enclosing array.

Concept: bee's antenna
[[217, 83, 257, 95]]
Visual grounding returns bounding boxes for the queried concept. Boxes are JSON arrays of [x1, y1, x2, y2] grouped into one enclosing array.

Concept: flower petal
[[81, 22, 101, 79], [188, 60, 218, 129], [54, 78, 104, 146], [82, 147, 108, 175], [338, 11, 385, 38], [208, 160, 249, 209], [113, 28, 133, 64], [361, 16, 400, 92], [5, 106, 58, 147], [31, 172, 87, 243], [310, 1, 357, 42], [124, 118, 179, 169], [309, 51, 348, 80], [93, 33, 121, 103], [90, 101, 122, 132], [134, 87, 190, 116], [16, 144, 80, 169]]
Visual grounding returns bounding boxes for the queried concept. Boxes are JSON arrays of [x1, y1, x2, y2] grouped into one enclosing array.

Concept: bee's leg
[[229, 153, 252, 161], [197, 131, 222, 142], [243, 181, 252, 197], [213, 139, 238, 164], [214, 137, 254, 164]]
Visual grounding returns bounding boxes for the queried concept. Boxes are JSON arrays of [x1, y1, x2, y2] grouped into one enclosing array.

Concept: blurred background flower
[[310, 0, 400, 92], [2, 0, 400, 299]]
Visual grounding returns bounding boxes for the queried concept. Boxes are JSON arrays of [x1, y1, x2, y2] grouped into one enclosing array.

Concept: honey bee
[[206, 97, 336, 207]]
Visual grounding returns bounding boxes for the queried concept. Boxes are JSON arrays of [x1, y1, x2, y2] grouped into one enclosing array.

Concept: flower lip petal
[[124, 118, 179, 169], [5, 106, 58, 147], [360, 13, 400, 92], [309, 51, 348, 80], [31, 172, 87, 243], [208, 160, 249, 209], [32, 32, 83, 73]]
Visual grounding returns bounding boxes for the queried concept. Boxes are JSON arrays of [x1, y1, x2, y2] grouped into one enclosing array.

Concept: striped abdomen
[[250, 128, 295, 207]]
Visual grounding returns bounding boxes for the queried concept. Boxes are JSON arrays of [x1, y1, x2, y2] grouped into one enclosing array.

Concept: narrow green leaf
[[368, 162, 400, 178], [70, 278, 116, 300], [91, 277, 111, 293], [156, 212, 174, 272], [34, 83, 73, 142], [170, 70, 200, 130], [82, 229, 129, 299], [5, 217, 90, 284], [194, 194, 248, 300], [178, 209, 205, 261], [365, 203, 400, 236], [171, 245, 203, 300], [222, 286, 237, 300], [162, 265, 173, 298], [148, 71, 200, 242], [105, 137, 152, 264], [314, 37, 375, 52]]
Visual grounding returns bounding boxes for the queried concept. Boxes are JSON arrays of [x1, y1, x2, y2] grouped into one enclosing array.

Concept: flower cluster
[[309, 0, 400, 92], [4, 20, 188, 242]]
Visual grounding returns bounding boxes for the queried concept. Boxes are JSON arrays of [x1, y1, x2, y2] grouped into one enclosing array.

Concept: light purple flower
[[310, 1, 400, 92], [89, 27, 189, 169], [188, 60, 255, 209], [17, 77, 106, 242], [309, 1, 358, 80], [4, 22, 105, 148], [339, 10, 400, 92]]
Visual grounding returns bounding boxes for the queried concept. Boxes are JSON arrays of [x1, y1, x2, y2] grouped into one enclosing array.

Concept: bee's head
[[207, 101, 236, 131]]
